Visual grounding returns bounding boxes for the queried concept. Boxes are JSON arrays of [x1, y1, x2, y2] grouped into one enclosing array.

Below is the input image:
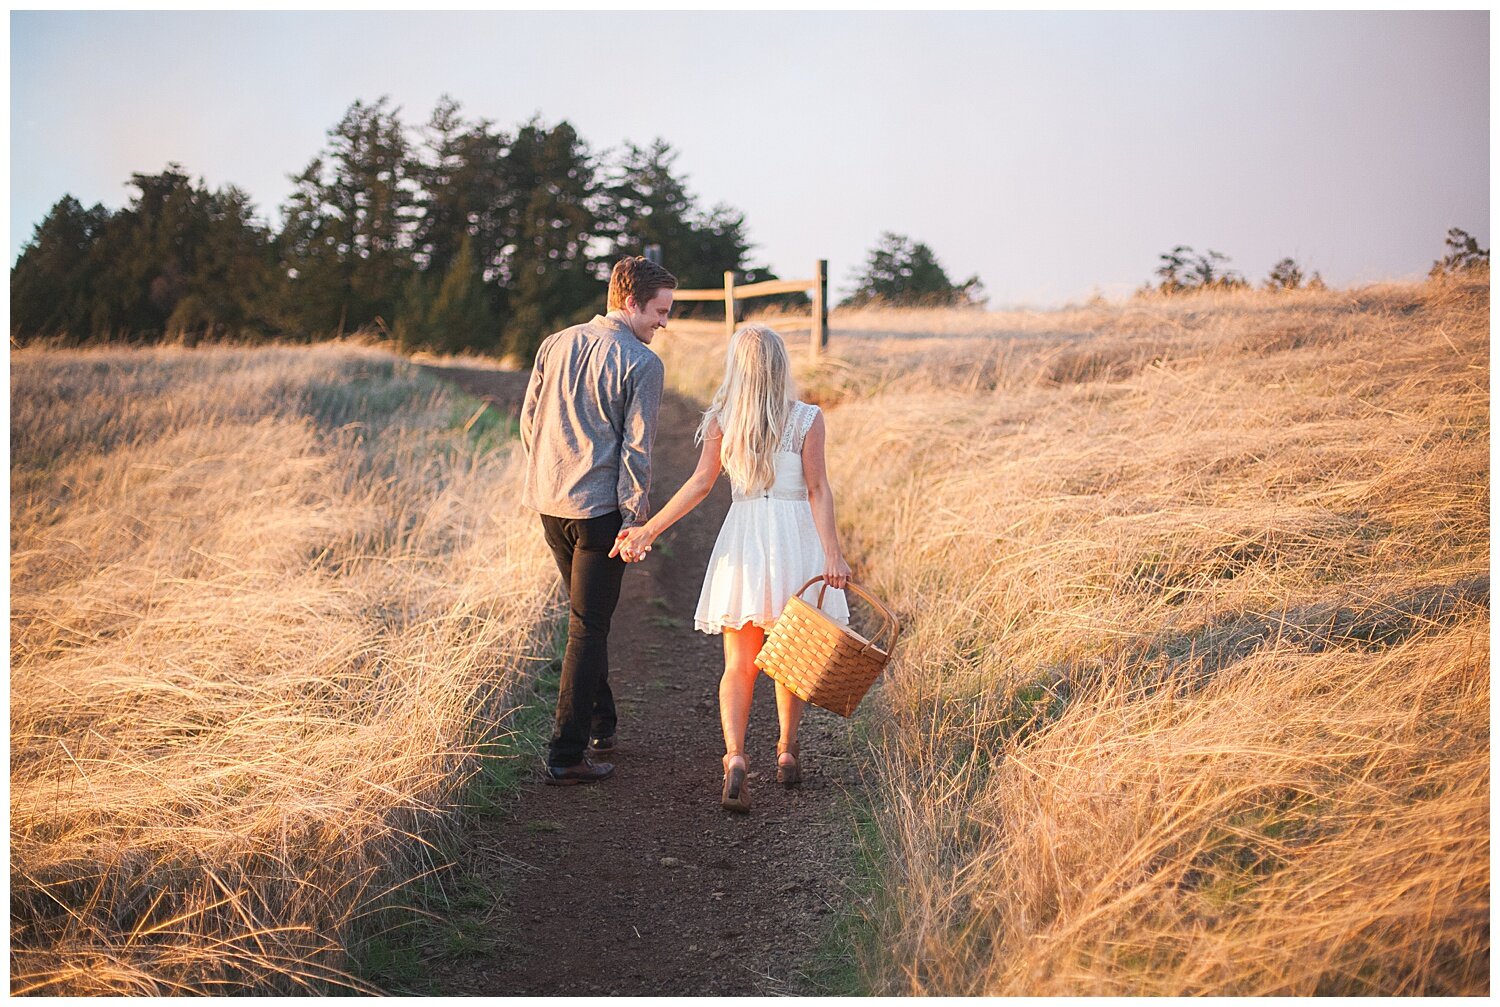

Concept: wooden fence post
[[724, 271, 737, 340], [811, 259, 828, 355]]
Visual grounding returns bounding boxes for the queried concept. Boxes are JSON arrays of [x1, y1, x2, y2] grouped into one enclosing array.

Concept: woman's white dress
[[694, 400, 849, 633]]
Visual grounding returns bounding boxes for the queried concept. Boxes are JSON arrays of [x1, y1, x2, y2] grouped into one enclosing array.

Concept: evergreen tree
[[12, 167, 278, 342], [842, 232, 984, 307], [600, 139, 760, 287], [93, 166, 203, 336], [1429, 227, 1489, 278], [410, 95, 471, 277], [1188, 249, 1246, 290], [600, 138, 804, 316], [394, 235, 496, 354], [392, 269, 436, 353], [1263, 257, 1325, 292], [10, 195, 112, 340], [276, 157, 347, 335], [1265, 257, 1305, 291], [1147, 245, 1248, 296], [1153, 245, 1192, 295], [278, 97, 418, 335], [498, 119, 603, 360], [163, 184, 282, 339], [427, 235, 497, 354], [601, 140, 700, 273], [409, 95, 509, 281]]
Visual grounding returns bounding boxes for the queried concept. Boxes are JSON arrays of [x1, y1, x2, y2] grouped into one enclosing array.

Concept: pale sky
[[10, 11, 1490, 306]]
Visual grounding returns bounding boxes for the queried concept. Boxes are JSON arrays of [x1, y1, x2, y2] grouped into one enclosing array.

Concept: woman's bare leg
[[719, 623, 764, 772], [773, 681, 806, 773]]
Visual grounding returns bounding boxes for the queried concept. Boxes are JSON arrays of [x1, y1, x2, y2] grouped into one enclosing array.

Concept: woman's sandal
[[721, 753, 751, 813], [776, 740, 802, 788]]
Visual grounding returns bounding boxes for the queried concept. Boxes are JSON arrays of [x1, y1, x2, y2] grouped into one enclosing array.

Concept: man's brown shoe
[[544, 757, 615, 786], [587, 733, 617, 755]]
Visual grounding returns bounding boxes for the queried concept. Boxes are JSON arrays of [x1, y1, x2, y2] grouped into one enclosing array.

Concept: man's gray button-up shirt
[[519, 313, 665, 528]]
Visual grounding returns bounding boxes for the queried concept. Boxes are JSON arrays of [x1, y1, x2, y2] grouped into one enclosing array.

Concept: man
[[520, 256, 675, 784]]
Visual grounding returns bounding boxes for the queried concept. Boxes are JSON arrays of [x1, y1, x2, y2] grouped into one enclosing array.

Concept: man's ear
[[622, 294, 639, 314]]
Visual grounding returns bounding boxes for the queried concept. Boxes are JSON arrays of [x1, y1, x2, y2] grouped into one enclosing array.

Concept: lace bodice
[[730, 400, 819, 502]]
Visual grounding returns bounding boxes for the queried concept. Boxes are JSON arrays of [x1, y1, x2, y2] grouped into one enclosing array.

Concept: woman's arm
[[801, 411, 851, 590], [610, 425, 723, 560]]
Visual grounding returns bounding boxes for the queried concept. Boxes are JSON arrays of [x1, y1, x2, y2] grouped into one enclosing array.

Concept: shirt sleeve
[[616, 352, 664, 528], [519, 339, 547, 458]]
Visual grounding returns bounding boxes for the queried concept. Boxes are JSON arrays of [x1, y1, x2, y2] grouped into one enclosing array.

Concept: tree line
[[1139, 228, 1487, 297], [10, 96, 784, 359], [20, 90, 1476, 349]]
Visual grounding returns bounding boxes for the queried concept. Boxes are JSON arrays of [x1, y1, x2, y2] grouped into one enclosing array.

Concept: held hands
[[610, 525, 656, 563], [824, 553, 852, 591]]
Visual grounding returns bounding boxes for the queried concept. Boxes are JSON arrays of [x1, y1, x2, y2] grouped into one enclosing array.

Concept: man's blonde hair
[[698, 324, 795, 496]]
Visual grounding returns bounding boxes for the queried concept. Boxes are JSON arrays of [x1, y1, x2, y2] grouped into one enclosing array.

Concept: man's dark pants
[[540, 511, 625, 767]]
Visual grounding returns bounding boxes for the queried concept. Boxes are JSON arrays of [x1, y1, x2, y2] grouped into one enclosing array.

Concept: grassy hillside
[[662, 277, 1488, 994], [10, 343, 556, 994], [11, 275, 1487, 995]]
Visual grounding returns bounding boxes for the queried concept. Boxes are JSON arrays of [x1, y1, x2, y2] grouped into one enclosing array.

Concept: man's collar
[[600, 311, 642, 342]]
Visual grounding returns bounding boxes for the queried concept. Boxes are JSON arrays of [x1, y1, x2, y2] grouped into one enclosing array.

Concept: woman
[[612, 324, 851, 812]]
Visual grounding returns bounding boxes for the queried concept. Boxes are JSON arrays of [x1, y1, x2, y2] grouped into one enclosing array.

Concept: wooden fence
[[670, 260, 829, 354]]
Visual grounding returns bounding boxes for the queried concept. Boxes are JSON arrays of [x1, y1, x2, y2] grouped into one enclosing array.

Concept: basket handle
[[793, 576, 901, 655]]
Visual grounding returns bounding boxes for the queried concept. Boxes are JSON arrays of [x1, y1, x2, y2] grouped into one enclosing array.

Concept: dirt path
[[417, 363, 860, 996]]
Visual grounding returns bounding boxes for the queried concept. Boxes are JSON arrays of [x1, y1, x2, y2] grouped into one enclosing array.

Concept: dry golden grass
[[10, 342, 556, 994], [645, 282, 1488, 990], [11, 278, 1487, 995], [796, 280, 1485, 994]]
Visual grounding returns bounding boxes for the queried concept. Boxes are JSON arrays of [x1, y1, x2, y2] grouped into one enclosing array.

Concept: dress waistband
[[731, 489, 809, 503]]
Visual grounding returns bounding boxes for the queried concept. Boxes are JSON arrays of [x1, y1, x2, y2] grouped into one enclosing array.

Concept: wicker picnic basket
[[754, 576, 901, 717]]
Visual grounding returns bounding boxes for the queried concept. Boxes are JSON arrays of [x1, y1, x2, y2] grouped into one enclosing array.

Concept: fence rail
[[671, 261, 829, 354]]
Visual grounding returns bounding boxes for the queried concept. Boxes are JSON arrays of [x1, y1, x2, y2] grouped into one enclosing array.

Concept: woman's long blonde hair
[[697, 324, 795, 495]]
